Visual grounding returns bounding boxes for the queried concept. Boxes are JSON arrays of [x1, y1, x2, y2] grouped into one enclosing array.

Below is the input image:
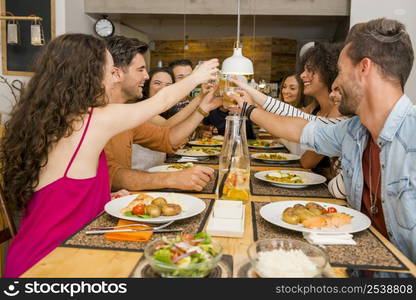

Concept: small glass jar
[[216, 115, 250, 202]]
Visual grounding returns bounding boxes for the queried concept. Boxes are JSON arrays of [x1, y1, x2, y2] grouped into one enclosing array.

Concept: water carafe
[[216, 115, 250, 202]]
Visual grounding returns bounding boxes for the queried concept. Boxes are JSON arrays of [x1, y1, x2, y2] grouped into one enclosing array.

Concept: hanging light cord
[[236, 0, 241, 48], [183, 0, 186, 56]]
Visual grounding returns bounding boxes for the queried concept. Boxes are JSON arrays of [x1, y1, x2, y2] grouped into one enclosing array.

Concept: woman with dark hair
[[279, 73, 306, 108], [1, 33, 218, 277], [232, 42, 347, 179], [132, 67, 175, 170], [142, 67, 176, 119], [296, 43, 345, 175], [142, 67, 175, 99]]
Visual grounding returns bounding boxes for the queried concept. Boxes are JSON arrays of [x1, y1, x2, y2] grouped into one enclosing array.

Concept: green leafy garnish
[[193, 232, 211, 244], [124, 211, 152, 218]]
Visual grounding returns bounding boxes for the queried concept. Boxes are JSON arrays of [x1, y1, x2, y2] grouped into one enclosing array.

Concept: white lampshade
[[222, 47, 254, 75]]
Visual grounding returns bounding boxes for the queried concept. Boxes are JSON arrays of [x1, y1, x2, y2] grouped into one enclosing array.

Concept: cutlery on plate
[[85, 228, 183, 235]]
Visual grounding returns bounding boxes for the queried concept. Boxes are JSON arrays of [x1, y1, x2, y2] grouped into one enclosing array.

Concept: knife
[[85, 228, 183, 235]]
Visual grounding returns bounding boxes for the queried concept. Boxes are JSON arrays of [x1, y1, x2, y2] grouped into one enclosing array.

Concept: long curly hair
[[0, 33, 108, 211], [299, 42, 342, 92]]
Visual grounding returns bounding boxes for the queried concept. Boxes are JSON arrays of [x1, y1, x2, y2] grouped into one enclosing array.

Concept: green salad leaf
[[193, 232, 211, 244], [153, 249, 173, 264]]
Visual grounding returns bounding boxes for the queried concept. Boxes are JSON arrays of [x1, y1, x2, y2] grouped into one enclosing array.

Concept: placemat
[[165, 154, 219, 165], [147, 170, 218, 194], [251, 201, 408, 270], [250, 171, 332, 198], [61, 199, 214, 252]]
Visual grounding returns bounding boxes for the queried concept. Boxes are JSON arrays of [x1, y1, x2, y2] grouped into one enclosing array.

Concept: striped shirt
[[262, 96, 345, 124]]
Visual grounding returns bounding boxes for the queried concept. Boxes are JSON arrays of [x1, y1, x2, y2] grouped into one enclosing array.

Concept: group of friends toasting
[[1, 17, 415, 277]]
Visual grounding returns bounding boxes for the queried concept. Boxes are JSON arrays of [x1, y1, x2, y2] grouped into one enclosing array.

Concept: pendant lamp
[[221, 0, 254, 75]]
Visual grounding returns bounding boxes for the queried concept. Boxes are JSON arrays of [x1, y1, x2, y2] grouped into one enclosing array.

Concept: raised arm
[[96, 59, 219, 143], [159, 83, 215, 127], [250, 109, 308, 143], [168, 90, 222, 147], [230, 92, 307, 143], [232, 79, 345, 124]]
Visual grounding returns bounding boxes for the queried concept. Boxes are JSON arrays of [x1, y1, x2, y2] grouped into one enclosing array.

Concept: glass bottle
[[216, 115, 250, 202]]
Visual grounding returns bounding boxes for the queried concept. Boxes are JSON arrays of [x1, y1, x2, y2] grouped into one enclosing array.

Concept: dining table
[[21, 138, 416, 278]]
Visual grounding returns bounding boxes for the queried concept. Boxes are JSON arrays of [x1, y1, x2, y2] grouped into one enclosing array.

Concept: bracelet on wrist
[[245, 104, 256, 121], [196, 106, 209, 118]]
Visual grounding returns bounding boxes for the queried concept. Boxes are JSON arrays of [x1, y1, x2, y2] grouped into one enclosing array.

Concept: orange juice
[[218, 168, 250, 202]]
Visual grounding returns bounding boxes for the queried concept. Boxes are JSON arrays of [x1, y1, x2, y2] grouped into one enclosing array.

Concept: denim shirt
[[300, 95, 416, 263]]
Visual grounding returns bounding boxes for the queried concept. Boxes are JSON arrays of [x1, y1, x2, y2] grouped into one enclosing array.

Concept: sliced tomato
[[132, 204, 146, 215], [325, 207, 337, 213]]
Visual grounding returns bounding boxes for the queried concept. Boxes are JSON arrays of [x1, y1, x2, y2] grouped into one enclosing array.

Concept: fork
[[89, 220, 174, 230]]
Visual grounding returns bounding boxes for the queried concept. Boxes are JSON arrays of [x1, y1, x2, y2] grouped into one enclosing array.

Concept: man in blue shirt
[[234, 18, 416, 263]]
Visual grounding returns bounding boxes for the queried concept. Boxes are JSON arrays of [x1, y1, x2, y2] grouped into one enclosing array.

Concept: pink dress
[[5, 109, 111, 277]]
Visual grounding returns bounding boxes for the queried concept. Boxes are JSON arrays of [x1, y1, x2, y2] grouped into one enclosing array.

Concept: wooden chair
[[0, 184, 16, 277]]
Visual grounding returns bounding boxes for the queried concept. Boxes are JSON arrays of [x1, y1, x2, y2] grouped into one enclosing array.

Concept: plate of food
[[175, 147, 221, 157], [251, 152, 300, 164], [147, 163, 195, 172], [260, 200, 371, 233], [248, 139, 284, 149], [188, 137, 223, 147], [104, 192, 206, 224], [254, 170, 326, 189]]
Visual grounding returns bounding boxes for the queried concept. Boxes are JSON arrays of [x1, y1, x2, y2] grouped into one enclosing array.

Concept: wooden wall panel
[[150, 36, 297, 82]]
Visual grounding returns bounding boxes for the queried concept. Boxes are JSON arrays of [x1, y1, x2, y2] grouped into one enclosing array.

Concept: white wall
[[350, 0, 416, 101], [0, 0, 95, 122]]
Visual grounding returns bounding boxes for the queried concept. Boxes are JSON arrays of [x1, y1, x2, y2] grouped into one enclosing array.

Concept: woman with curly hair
[[1, 33, 218, 277], [296, 42, 346, 174], [232, 43, 346, 179]]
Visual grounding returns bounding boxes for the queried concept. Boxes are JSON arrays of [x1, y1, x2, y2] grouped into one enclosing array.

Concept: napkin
[[303, 232, 356, 245], [104, 220, 153, 242]]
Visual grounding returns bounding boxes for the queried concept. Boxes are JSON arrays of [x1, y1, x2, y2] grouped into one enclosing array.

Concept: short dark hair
[[168, 59, 193, 69], [105, 35, 148, 69], [299, 42, 342, 92], [345, 18, 414, 89], [142, 67, 175, 99]]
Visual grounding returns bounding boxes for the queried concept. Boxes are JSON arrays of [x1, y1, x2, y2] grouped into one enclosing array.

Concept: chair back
[[0, 184, 16, 277], [0, 185, 16, 243]]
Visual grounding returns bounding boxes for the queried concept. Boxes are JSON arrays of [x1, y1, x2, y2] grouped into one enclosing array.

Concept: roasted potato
[[305, 202, 325, 216], [145, 204, 161, 217], [282, 207, 300, 225], [293, 206, 315, 222], [161, 204, 182, 216], [151, 197, 168, 208], [293, 204, 305, 209]]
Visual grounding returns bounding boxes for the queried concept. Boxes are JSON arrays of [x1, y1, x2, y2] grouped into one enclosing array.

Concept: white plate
[[251, 152, 300, 164], [175, 148, 220, 157], [104, 192, 206, 224], [254, 170, 326, 189], [147, 164, 194, 172], [260, 200, 371, 234], [188, 140, 223, 147], [248, 140, 284, 149], [147, 164, 214, 173]]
